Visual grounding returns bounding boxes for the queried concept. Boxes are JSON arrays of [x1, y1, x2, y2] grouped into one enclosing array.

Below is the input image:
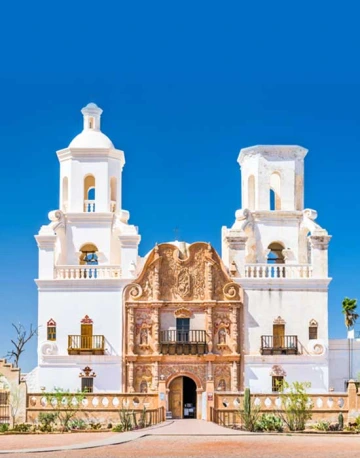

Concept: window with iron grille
[[81, 378, 94, 393], [272, 376, 284, 392], [309, 326, 318, 340]]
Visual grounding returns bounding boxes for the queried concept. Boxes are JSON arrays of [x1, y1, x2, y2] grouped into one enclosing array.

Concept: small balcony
[[54, 265, 121, 280], [160, 330, 207, 356], [245, 264, 312, 279], [260, 335, 298, 355], [68, 335, 105, 355]]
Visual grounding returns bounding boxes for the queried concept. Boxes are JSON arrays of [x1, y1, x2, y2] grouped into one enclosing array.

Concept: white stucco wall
[[329, 339, 360, 392]]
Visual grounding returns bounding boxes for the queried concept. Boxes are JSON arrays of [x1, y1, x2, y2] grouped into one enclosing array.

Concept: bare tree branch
[[5, 323, 38, 368]]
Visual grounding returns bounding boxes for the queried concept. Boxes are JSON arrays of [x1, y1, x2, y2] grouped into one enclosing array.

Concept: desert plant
[[88, 421, 102, 430], [277, 381, 312, 431], [44, 388, 86, 432], [240, 388, 261, 432], [117, 407, 135, 431], [69, 418, 86, 430], [338, 413, 344, 430], [38, 412, 57, 432], [313, 420, 330, 431], [12, 423, 32, 432], [0, 423, 9, 433], [255, 413, 283, 432]]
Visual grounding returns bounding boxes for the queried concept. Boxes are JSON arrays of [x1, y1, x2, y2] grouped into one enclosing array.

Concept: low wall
[[211, 381, 360, 426], [26, 393, 162, 425]]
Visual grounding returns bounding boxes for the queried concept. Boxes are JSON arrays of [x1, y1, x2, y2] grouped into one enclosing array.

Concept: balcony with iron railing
[[260, 335, 298, 355], [244, 264, 312, 279], [160, 330, 207, 355], [68, 335, 105, 355]]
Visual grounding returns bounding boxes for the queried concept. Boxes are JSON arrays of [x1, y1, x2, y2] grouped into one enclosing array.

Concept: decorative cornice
[[235, 278, 332, 291], [56, 147, 125, 164], [238, 145, 308, 166], [34, 234, 57, 248], [35, 278, 130, 291], [65, 213, 115, 224], [310, 234, 332, 250]]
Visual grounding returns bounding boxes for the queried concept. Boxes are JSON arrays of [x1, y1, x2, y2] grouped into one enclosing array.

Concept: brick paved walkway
[[1, 420, 359, 458]]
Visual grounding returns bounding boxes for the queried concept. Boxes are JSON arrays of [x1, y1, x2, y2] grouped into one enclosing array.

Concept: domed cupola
[[69, 103, 114, 149]]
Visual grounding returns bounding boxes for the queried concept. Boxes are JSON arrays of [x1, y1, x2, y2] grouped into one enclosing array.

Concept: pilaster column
[[152, 361, 159, 390], [118, 234, 141, 278], [310, 232, 331, 278], [223, 230, 248, 277], [128, 307, 135, 355], [230, 306, 239, 355], [152, 306, 160, 354], [127, 361, 134, 393], [231, 361, 238, 392], [35, 232, 57, 279], [206, 306, 213, 354]]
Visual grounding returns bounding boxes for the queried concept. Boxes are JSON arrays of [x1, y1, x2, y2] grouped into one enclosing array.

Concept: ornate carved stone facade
[[123, 242, 243, 402]]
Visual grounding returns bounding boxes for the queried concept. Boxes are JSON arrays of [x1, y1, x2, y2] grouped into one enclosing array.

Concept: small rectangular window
[[309, 326, 318, 340], [81, 378, 94, 393], [47, 326, 56, 341], [272, 376, 284, 392]]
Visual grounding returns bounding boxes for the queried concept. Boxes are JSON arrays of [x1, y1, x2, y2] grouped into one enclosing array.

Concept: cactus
[[338, 413, 344, 430], [244, 387, 251, 417]]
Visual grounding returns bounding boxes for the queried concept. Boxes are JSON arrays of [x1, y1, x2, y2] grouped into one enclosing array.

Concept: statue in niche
[[140, 380, 148, 393], [218, 378, 226, 391], [140, 327, 148, 345], [218, 328, 227, 345]]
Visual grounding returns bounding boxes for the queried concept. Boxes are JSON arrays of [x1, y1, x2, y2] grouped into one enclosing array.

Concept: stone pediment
[[125, 242, 241, 303]]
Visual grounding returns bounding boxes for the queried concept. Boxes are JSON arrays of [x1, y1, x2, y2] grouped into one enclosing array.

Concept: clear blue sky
[[1, 1, 360, 372]]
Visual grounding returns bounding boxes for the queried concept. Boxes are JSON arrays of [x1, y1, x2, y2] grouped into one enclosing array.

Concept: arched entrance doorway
[[169, 376, 197, 419]]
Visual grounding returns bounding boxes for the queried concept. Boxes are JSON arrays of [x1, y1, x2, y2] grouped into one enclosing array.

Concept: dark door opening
[[183, 376, 196, 418]]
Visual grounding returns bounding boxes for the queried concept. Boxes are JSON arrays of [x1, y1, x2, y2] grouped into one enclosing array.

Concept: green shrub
[[69, 418, 86, 430], [255, 414, 283, 432], [313, 420, 330, 431], [0, 423, 9, 433], [112, 424, 124, 432], [38, 412, 57, 432], [338, 413, 344, 430], [12, 423, 32, 432], [88, 422, 102, 430]]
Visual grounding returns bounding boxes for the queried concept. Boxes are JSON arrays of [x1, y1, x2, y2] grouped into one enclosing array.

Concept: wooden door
[[81, 324, 93, 349], [169, 377, 183, 419], [273, 324, 285, 348]]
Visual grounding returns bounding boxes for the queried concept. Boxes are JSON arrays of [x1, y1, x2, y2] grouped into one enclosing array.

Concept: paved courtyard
[[0, 420, 359, 458]]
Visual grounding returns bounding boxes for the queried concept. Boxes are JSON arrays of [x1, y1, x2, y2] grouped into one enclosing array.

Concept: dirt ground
[[1, 434, 360, 458]]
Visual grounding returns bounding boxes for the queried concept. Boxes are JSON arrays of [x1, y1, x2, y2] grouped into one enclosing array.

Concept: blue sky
[[1, 1, 360, 372]]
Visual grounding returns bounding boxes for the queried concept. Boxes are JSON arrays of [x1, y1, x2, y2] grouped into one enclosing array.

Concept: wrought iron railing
[[260, 335, 298, 354], [68, 335, 105, 354], [160, 330, 207, 343]]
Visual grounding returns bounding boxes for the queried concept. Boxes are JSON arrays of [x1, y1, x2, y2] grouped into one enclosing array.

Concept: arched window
[[79, 244, 98, 265], [47, 319, 56, 341], [270, 172, 281, 210], [248, 175, 255, 210], [62, 177, 68, 211], [267, 242, 285, 264], [309, 320, 318, 340], [84, 175, 96, 212], [110, 177, 117, 212]]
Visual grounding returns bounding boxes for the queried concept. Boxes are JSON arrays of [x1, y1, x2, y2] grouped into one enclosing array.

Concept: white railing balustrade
[[84, 200, 96, 212], [244, 264, 312, 279], [55, 265, 122, 280]]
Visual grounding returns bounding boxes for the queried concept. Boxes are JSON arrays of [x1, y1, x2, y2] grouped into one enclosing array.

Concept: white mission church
[[25, 103, 352, 404]]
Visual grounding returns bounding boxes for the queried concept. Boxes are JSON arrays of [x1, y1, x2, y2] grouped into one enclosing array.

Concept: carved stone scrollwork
[[128, 361, 134, 393], [128, 308, 135, 355], [129, 284, 143, 300], [40, 341, 58, 357], [223, 282, 240, 300]]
